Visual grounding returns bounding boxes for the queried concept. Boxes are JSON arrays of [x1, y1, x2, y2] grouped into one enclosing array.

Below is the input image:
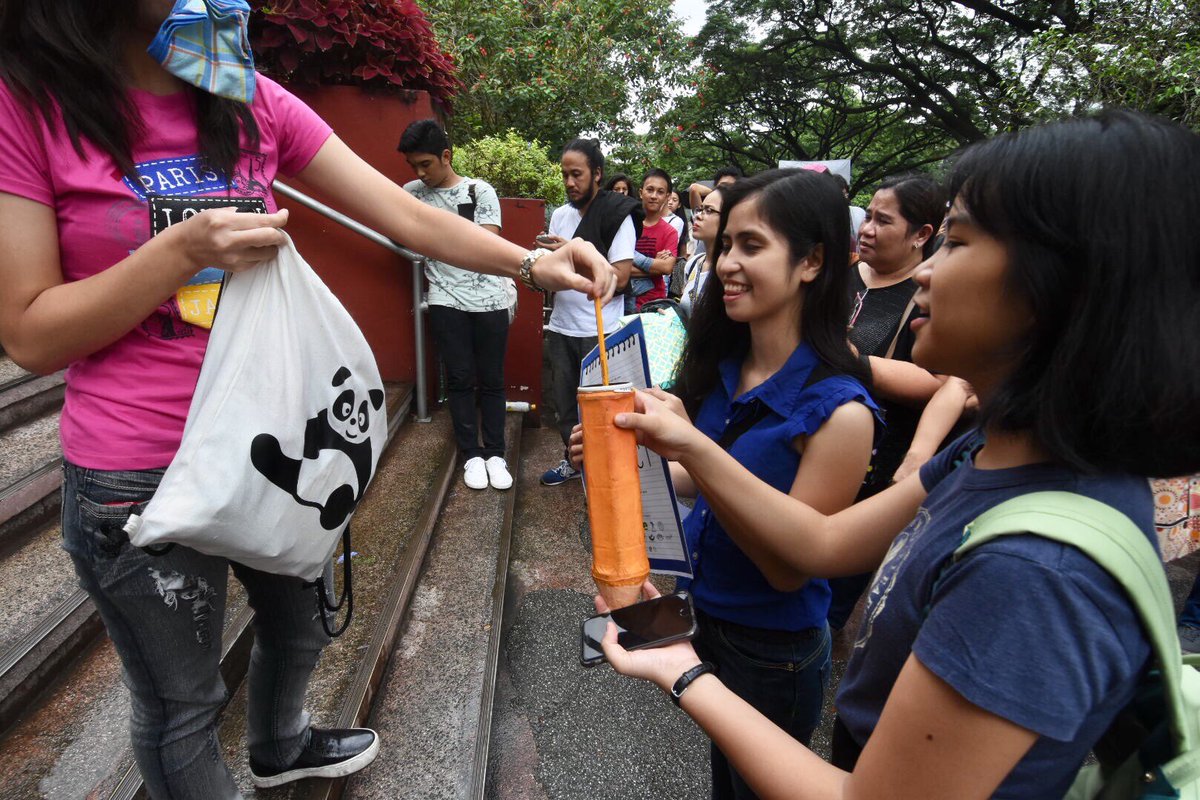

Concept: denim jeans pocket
[[66, 466, 164, 561], [75, 495, 149, 558]]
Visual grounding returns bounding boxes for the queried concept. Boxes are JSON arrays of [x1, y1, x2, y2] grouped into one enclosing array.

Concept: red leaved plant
[[250, 0, 460, 111]]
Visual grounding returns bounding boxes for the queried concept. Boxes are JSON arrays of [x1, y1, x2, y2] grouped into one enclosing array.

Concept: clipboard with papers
[[580, 316, 693, 578]]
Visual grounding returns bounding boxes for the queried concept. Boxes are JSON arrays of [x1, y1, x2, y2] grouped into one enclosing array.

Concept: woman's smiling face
[[715, 197, 818, 325]]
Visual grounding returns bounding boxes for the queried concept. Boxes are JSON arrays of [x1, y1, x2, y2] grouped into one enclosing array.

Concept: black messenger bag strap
[[715, 362, 835, 451]]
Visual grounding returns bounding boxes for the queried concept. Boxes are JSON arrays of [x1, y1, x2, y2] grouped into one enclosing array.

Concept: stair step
[[341, 414, 522, 800], [0, 522, 79, 660], [0, 371, 64, 435], [0, 410, 63, 551], [0, 354, 29, 387], [201, 408, 460, 798], [485, 425, 712, 800]]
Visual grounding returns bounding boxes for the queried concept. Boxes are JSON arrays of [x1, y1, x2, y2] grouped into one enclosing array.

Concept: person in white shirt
[[536, 138, 636, 485]]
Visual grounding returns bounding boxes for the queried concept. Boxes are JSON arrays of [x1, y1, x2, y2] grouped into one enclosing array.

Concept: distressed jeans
[[60, 462, 330, 800]]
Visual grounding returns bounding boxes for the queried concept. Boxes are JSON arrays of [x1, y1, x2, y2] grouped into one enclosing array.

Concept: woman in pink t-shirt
[[0, 2, 616, 797]]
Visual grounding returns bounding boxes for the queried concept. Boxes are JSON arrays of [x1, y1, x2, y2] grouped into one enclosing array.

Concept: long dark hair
[[670, 189, 690, 256], [674, 169, 866, 417], [949, 110, 1200, 477], [0, 0, 258, 180]]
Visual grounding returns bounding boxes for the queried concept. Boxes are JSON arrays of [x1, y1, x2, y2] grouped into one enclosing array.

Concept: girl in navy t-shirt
[[597, 112, 1200, 798]]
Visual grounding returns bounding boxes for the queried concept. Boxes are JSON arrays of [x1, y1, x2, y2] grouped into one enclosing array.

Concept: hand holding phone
[[580, 590, 697, 667]]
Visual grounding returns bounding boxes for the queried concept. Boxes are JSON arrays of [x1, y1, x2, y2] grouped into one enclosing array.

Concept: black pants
[[544, 329, 598, 446], [428, 305, 509, 459]]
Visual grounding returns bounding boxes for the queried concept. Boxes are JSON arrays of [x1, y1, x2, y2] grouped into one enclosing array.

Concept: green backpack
[[956, 491, 1200, 799]]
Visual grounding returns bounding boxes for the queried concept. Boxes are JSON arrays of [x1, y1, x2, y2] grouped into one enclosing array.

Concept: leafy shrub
[[249, 0, 460, 111], [453, 131, 564, 204]]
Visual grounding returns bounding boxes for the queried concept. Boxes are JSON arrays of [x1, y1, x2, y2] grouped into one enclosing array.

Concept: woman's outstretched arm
[[598, 584, 1036, 800], [616, 390, 928, 578], [295, 135, 617, 300]]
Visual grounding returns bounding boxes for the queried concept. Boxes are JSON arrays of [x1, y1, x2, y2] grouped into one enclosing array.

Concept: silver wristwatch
[[519, 247, 550, 292]]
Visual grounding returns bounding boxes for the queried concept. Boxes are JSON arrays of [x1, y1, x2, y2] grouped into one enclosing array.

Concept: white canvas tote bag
[[125, 234, 387, 584]]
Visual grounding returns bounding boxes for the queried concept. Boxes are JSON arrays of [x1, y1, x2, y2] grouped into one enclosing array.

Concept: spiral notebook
[[581, 317, 693, 578]]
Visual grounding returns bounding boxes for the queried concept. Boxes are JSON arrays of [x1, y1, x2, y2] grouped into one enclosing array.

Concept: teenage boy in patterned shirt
[[400, 119, 513, 491]]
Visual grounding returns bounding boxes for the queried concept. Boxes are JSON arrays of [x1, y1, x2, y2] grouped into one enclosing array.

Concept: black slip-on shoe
[[249, 727, 379, 788]]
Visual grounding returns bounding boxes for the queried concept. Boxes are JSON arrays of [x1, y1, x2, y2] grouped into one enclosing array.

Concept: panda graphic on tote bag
[[250, 366, 384, 531], [125, 235, 387, 582]]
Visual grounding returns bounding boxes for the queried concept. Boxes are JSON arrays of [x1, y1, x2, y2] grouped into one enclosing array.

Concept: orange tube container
[[578, 383, 648, 610]]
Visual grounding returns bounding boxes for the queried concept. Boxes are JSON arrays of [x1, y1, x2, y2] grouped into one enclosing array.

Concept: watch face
[[521, 250, 547, 291]]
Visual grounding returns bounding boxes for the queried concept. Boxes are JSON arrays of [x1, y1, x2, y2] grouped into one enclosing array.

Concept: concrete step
[[343, 413, 523, 800], [485, 425, 711, 800], [0, 521, 79, 660], [170, 406, 458, 799], [0, 354, 29, 387], [0, 409, 63, 552], [0, 370, 64, 435]]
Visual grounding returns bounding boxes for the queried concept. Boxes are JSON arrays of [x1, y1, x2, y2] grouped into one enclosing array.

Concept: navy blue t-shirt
[[677, 342, 877, 631], [835, 434, 1154, 798]]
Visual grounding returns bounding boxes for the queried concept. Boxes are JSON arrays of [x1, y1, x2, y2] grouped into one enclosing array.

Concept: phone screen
[[580, 592, 696, 666]]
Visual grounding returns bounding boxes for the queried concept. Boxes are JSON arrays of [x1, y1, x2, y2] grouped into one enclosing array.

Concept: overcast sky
[[672, 0, 709, 36]]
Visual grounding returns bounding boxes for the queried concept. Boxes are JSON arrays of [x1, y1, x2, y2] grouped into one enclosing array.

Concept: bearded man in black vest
[[536, 138, 637, 485]]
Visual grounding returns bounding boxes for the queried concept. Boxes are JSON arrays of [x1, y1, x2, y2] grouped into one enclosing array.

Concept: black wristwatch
[[669, 661, 717, 706]]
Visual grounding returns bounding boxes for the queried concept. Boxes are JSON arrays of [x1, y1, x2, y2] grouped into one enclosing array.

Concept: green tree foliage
[[417, 0, 690, 150], [453, 131, 565, 203], [661, 0, 1196, 193], [1035, 0, 1200, 128], [659, 7, 955, 193]]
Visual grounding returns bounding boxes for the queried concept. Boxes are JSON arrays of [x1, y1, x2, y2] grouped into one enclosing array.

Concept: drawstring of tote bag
[[311, 525, 354, 638]]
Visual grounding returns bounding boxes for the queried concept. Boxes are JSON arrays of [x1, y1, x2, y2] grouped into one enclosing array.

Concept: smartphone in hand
[[580, 591, 698, 667], [535, 234, 557, 245]]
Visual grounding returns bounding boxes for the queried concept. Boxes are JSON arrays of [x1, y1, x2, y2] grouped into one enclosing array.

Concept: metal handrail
[[272, 180, 432, 422]]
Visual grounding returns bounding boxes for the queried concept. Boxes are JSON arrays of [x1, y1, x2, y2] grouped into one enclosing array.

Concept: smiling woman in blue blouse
[[641, 169, 876, 800]]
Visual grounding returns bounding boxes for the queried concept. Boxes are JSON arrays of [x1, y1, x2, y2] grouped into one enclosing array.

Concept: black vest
[[573, 190, 642, 255]]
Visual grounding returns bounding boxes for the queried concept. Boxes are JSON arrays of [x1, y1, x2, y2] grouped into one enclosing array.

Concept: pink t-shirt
[[0, 74, 332, 470]]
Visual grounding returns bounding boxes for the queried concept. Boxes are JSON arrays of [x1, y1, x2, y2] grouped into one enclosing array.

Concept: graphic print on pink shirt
[[0, 74, 333, 470]]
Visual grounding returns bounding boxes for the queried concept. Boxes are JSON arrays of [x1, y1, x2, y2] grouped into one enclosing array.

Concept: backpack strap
[[956, 491, 1200, 765]]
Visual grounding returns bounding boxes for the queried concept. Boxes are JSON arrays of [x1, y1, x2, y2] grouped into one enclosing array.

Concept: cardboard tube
[[579, 383, 649, 610]]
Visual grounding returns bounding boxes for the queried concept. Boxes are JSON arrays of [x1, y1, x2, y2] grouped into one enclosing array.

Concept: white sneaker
[[485, 456, 513, 490], [463, 457, 488, 490]]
